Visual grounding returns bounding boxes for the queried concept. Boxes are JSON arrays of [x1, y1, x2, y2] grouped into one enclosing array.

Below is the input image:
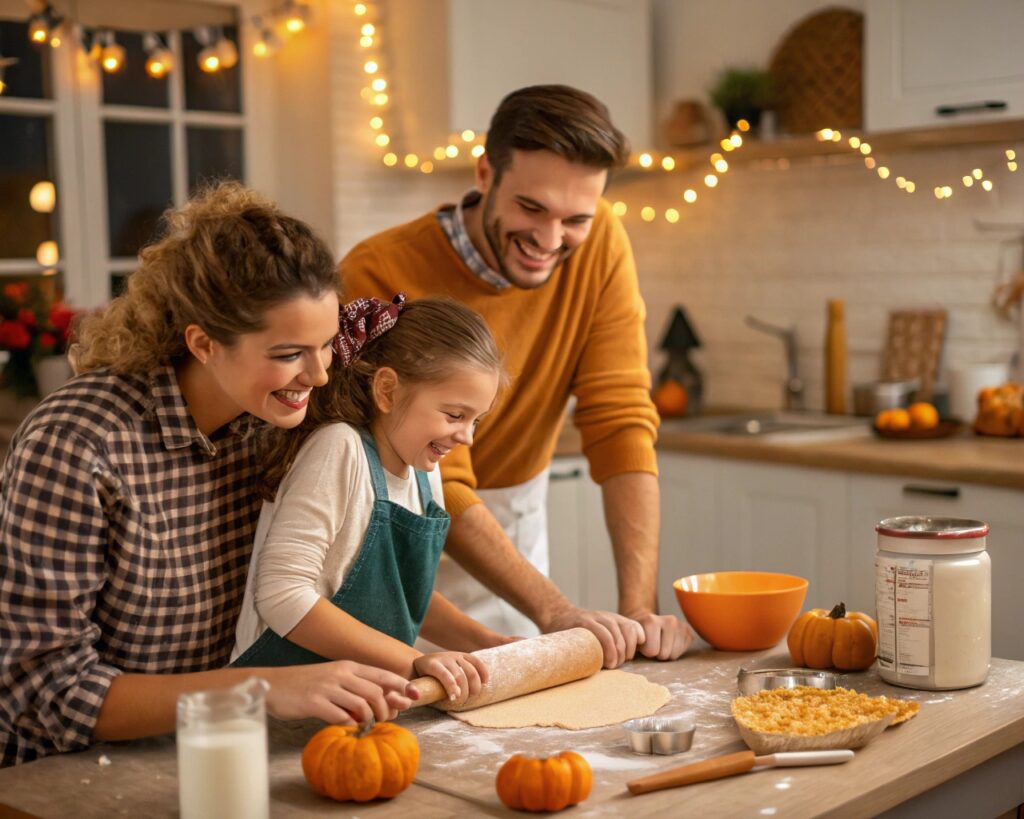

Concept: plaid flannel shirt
[[0, 365, 262, 766]]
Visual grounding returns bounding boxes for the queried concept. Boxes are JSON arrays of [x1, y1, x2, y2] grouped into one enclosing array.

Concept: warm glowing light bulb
[[1006, 149, 1016, 161], [665, 208, 680, 223], [612, 201, 627, 216], [730, 134, 743, 147], [831, 130, 842, 142], [0, 76, 6, 95], [661, 156, 675, 171], [982, 180, 993, 191], [49, 33, 61, 48], [146, 48, 174, 78], [818, 129, 834, 141], [720, 139, 735, 152], [371, 78, 387, 91], [382, 152, 397, 166], [877, 166, 890, 179], [461, 129, 475, 142], [199, 51, 220, 73], [710, 153, 723, 164], [363, 60, 378, 74], [848, 136, 861, 149], [704, 174, 718, 188], [354, 3, 367, 15], [864, 157, 876, 169], [896, 177, 907, 189], [29, 181, 56, 213], [714, 159, 728, 173], [638, 153, 653, 168], [971, 168, 983, 179], [640, 206, 655, 222], [471, 144, 485, 158], [360, 35, 373, 47], [445, 145, 459, 158], [36, 240, 59, 266], [859, 143, 872, 155], [253, 40, 267, 57], [101, 41, 126, 73], [361, 23, 375, 36], [905, 181, 916, 193], [683, 189, 697, 203], [433, 147, 446, 160], [369, 116, 383, 130], [285, 16, 305, 33], [29, 18, 48, 43], [420, 161, 434, 174], [373, 93, 388, 106], [737, 119, 750, 132], [962, 175, 974, 187], [375, 133, 390, 147], [943, 186, 954, 197], [933, 187, 944, 199], [404, 154, 419, 168], [1010, 162, 1019, 172]]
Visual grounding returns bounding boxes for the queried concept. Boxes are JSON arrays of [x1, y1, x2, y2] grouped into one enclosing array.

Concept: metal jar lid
[[876, 516, 989, 555]]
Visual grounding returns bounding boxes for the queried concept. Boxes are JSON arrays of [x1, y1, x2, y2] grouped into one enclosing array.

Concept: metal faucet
[[745, 315, 805, 411]]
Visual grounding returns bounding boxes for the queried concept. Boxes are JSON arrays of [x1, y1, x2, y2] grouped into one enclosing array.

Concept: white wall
[[307, 1, 1023, 410]]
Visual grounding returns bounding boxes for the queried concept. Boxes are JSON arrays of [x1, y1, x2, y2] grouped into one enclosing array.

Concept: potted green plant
[[709, 67, 776, 131]]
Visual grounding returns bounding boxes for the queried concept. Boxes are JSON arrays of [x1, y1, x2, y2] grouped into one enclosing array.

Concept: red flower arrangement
[[0, 280, 81, 396]]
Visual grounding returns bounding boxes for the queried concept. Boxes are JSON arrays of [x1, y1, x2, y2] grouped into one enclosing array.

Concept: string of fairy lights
[[0, 0, 312, 87], [349, 1, 1020, 222]]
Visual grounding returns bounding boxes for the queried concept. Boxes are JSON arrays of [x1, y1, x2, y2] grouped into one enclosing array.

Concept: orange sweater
[[339, 198, 658, 517]]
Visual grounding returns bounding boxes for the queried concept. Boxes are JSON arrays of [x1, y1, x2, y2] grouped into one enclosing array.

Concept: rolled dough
[[449, 670, 670, 730]]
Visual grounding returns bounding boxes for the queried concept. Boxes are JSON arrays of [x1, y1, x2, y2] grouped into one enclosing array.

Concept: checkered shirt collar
[[438, 189, 511, 290]]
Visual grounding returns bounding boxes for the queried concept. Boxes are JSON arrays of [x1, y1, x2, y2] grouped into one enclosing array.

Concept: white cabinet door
[[865, 0, 1024, 131], [718, 460, 848, 611], [657, 453, 720, 616], [848, 473, 1024, 661], [546, 457, 617, 612]]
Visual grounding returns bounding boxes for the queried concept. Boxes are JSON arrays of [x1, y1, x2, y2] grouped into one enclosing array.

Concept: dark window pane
[[187, 126, 244, 192], [182, 26, 241, 113], [101, 30, 170, 108], [104, 121, 172, 257], [110, 272, 129, 298], [0, 20, 51, 99], [0, 114, 55, 258]]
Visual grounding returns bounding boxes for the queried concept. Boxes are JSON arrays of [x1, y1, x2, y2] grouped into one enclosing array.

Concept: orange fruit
[[887, 408, 911, 431], [874, 409, 892, 429], [908, 401, 939, 430], [653, 379, 688, 417]]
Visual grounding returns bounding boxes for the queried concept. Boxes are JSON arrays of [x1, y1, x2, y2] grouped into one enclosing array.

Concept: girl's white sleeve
[[252, 425, 365, 637]]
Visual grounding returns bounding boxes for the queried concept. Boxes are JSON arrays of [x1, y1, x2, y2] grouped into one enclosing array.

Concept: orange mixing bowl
[[673, 571, 809, 651]]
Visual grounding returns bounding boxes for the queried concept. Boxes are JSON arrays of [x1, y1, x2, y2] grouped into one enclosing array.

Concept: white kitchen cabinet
[[848, 473, 1024, 662], [865, 0, 1024, 131], [385, 0, 652, 150], [546, 457, 617, 612]]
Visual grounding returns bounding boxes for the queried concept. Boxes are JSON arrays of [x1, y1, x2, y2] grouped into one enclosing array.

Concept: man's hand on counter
[[630, 611, 696, 661]]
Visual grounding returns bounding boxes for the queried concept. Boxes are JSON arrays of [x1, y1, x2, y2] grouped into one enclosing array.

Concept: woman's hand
[[262, 660, 420, 725], [412, 651, 489, 705]]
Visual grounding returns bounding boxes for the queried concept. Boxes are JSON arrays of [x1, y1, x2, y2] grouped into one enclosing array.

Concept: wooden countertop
[[555, 419, 1024, 490], [3, 647, 1023, 818]]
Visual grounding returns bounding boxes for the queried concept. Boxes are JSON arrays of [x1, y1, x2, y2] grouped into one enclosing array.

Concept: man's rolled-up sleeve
[[0, 427, 121, 763]]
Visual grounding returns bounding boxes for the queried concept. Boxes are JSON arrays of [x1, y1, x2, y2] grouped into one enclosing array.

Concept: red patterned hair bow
[[333, 293, 407, 365]]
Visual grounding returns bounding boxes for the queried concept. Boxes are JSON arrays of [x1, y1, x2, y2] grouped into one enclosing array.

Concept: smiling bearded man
[[339, 84, 695, 669]]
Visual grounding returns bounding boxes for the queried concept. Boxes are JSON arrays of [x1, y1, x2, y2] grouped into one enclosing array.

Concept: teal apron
[[233, 431, 450, 667]]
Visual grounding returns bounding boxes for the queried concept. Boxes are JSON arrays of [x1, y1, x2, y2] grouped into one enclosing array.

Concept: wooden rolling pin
[[626, 749, 855, 795], [408, 628, 603, 711]]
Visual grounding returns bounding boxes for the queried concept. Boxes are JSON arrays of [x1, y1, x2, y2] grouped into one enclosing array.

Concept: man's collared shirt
[[436, 189, 511, 290], [0, 365, 263, 766]]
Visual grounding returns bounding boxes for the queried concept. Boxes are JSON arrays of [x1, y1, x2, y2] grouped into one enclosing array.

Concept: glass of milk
[[177, 677, 271, 819]]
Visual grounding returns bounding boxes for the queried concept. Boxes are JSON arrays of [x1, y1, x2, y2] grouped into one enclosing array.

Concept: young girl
[[232, 295, 513, 702], [0, 183, 416, 768]]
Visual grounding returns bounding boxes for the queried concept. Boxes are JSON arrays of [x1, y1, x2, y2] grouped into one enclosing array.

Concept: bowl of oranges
[[873, 401, 961, 439]]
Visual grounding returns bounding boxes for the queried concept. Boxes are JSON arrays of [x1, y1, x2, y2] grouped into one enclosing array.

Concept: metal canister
[[875, 516, 990, 690]]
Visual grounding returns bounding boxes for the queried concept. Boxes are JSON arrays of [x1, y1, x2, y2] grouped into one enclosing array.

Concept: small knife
[[626, 749, 854, 795]]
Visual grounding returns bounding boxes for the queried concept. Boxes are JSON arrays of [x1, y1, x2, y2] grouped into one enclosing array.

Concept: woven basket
[[769, 9, 864, 134]]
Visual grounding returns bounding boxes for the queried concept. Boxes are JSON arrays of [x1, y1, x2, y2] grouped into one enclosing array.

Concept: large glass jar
[[875, 516, 990, 690]]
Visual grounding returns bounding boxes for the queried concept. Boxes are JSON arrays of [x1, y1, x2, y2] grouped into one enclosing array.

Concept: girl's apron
[[233, 432, 450, 667]]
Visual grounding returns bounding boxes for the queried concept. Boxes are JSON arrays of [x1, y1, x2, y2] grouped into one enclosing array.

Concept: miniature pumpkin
[[653, 379, 689, 417], [302, 722, 419, 802], [496, 751, 592, 812], [787, 602, 879, 671]]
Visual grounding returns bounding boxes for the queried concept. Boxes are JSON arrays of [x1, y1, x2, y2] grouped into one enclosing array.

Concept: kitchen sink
[[661, 411, 872, 442]]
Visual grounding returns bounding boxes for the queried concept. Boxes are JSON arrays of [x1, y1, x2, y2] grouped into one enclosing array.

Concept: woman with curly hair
[[0, 182, 417, 768]]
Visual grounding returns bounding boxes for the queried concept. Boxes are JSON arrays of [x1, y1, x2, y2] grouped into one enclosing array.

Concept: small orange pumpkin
[[302, 722, 419, 802], [496, 751, 593, 812], [787, 602, 879, 671]]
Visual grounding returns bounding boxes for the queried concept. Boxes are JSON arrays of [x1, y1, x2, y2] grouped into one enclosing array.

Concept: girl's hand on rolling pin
[[413, 651, 489, 705], [261, 661, 420, 725]]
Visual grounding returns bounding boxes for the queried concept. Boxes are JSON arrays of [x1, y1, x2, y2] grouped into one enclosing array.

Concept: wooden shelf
[[649, 119, 1023, 171]]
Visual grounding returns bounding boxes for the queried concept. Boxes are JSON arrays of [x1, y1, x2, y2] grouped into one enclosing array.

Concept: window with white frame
[[0, 1, 252, 309]]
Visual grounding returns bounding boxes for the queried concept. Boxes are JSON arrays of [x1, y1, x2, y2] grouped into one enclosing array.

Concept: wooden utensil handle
[[408, 676, 448, 707], [627, 750, 757, 795]]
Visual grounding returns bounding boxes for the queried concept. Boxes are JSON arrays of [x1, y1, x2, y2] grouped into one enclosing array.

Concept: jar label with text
[[876, 556, 932, 677]]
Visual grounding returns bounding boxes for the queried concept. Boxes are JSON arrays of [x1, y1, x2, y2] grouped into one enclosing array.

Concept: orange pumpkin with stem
[[787, 602, 878, 671], [302, 722, 419, 802], [496, 751, 593, 812]]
